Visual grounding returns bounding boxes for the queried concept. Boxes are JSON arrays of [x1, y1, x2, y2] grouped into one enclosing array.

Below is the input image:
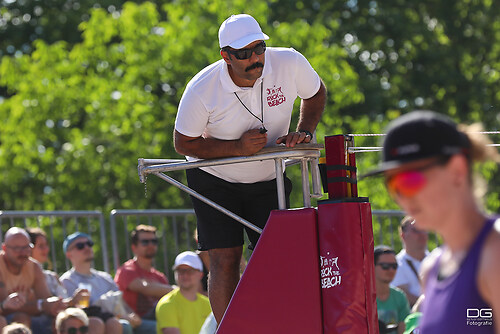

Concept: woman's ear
[[447, 154, 470, 188]]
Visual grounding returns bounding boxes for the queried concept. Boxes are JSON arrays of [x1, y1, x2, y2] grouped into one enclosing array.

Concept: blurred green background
[[1, 0, 498, 214]]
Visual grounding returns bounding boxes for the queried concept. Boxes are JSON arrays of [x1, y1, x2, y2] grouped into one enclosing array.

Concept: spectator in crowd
[[156, 251, 211, 334], [0, 227, 65, 333], [363, 111, 500, 333], [55, 308, 88, 334], [374, 245, 410, 334], [390, 216, 428, 307], [173, 13, 326, 324], [115, 225, 173, 329], [59, 232, 138, 334], [27, 228, 104, 334], [2, 322, 32, 334]]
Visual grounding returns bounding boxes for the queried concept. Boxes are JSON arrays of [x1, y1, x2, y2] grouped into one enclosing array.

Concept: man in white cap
[[174, 13, 326, 323], [155, 251, 211, 334]]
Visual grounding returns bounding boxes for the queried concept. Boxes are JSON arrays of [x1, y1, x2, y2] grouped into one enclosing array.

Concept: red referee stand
[[217, 135, 379, 334]]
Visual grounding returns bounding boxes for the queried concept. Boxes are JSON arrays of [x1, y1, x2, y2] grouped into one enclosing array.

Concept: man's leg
[[105, 317, 124, 334], [208, 246, 243, 325], [89, 316, 105, 334]]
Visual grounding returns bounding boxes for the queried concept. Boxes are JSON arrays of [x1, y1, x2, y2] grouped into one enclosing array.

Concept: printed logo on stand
[[320, 252, 342, 289], [466, 308, 493, 327], [266, 86, 286, 107]]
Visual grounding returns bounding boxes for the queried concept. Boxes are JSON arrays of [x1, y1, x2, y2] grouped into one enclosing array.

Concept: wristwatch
[[299, 130, 313, 139]]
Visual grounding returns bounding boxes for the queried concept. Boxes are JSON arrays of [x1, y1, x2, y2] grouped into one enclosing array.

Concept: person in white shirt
[[391, 216, 428, 306], [174, 14, 326, 324]]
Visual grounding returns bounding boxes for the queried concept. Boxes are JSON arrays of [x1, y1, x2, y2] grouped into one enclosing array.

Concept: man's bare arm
[[276, 80, 327, 147], [128, 278, 174, 298], [174, 129, 267, 159]]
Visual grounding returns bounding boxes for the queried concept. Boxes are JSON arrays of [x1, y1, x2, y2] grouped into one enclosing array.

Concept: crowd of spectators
[[0, 217, 440, 334], [0, 225, 214, 334]]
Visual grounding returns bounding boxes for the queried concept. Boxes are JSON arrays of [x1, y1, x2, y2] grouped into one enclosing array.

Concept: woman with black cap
[[363, 110, 500, 333]]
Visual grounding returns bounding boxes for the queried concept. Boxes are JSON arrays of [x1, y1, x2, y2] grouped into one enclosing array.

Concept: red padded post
[[317, 201, 379, 334], [324, 135, 357, 199], [217, 208, 322, 334]]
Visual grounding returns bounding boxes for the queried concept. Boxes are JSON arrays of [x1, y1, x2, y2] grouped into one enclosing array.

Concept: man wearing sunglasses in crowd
[[374, 245, 410, 334], [173, 13, 326, 324], [60, 232, 142, 334], [55, 307, 89, 334], [115, 225, 173, 330]]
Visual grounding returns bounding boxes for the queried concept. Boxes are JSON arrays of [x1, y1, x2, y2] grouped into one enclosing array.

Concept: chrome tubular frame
[[138, 144, 323, 234]]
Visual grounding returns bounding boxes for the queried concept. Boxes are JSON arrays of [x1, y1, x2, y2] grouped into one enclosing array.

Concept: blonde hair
[[460, 123, 500, 163], [55, 308, 89, 333], [460, 123, 500, 201], [2, 323, 32, 334]]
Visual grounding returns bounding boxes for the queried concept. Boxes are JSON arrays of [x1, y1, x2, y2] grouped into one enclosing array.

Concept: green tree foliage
[[0, 1, 361, 211], [0, 0, 498, 213]]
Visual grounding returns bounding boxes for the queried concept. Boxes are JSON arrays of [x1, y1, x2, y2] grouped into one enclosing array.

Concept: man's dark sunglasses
[[74, 240, 94, 250], [66, 326, 89, 334], [139, 238, 158, 246], [377, 262, 398, 270], [224, 41, 266, 60]]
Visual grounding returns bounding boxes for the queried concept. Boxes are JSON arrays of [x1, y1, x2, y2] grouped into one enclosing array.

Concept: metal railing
[[137, 144, 324, 235], [1, 209, 436, 279], [0, 210, 109, 273]]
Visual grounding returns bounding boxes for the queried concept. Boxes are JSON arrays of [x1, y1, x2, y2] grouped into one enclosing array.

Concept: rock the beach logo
[[266, 85, 286, 107], [320, 252, 342, 289]]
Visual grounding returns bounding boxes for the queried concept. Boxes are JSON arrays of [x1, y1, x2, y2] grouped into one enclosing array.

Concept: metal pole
[[300, 158, 311, 208], [154, 172, 263, 234], [310, 157, 323, 198], [110, 210, 120, 272], [274, 158, 286, 210]]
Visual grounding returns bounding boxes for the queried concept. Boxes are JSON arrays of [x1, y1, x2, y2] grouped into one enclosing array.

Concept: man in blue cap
[[60, 232, 155, 334]]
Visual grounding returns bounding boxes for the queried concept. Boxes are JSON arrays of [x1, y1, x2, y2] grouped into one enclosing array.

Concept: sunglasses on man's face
[[139, 238, 158, 246], [377, 262, 398, 270], [225, 41, 266, 60], [73, 240, 94, 251], [65, 326, 89, 334]]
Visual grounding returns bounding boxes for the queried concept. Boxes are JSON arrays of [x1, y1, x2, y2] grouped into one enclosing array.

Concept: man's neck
[[179, 286, 198, 302], [134, 256, 153, 271], [405, 248, 426, 262], [73, 262, 92, 275], [375, 281, 391, 301]]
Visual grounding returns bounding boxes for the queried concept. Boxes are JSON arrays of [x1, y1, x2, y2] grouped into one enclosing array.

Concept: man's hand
[[125, 312, 142, 328], [276, 131, 311, 148], [42, 296, 65, 316], [237, 129, 267, 155], [2, 292, 26, 311]]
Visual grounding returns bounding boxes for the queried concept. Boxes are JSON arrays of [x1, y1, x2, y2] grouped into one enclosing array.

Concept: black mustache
[[245, 62, 264, 72]]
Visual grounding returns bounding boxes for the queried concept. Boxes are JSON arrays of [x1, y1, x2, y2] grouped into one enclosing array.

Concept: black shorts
[[186, 168, 292, 251]]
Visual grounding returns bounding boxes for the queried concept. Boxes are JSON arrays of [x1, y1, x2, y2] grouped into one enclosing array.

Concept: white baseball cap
[[173, 251, 203, 271], [218, 14, 269, 49]]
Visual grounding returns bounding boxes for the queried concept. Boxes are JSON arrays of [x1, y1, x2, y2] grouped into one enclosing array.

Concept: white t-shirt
[[175, 47, 321, 183], [391, 249, 427, 298]]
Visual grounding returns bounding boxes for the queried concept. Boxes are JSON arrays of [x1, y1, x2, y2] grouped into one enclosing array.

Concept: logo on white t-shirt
[[266, 85, 286, 107]]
